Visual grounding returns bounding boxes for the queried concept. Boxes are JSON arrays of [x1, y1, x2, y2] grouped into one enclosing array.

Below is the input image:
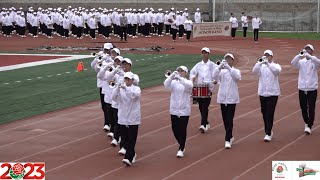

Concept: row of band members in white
[[91, 43, 319, 166], [1, 7, 200, 39]]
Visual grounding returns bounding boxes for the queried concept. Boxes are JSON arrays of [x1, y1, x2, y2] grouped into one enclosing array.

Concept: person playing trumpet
[[190, 47, 218, 133], [91, 43, 114, 131], [112, 72, 141, 166], [213, 53, 241, 149], [102, 57, 139, 154], [98, 55, 124, 145], [252, 50, 281, 142], [291, 44, 320, 134], [164, 66, 193, 158]]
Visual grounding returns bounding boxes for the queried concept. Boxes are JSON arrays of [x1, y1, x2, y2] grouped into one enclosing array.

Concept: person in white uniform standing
[[213, 53, 241, 149], [112, 71, 141, 166], [291, 44, 320, 135], [252, 50, 281, 142], [164, 66, 193, 158]]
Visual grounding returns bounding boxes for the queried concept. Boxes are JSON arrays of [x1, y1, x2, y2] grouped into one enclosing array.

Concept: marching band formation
[[0, 6, 201, 41], [91, 42, 319, 166]]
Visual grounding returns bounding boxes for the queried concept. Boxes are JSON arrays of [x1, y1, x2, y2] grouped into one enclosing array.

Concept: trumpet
[[216, 59, 227, 69], [109, 81, 125, 89], [165, 70, 172, 77], [96, 56, 104, 68], [165, 70, 178, 78], [299, 50, 306, 57], [257, 56, 267, 63]]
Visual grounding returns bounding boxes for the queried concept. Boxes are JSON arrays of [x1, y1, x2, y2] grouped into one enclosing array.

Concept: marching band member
[[291, 44, 320, 134], [62, 13, 70, 38], [170, 14, 178, 42], [252, 50, 281, 142], [194, 8, 201, 23], [119, 10, 128, 41], [88, 14, 97, 39], [229, 13, 238, 40], [112, 71, 141, 166], [91, 43, 114, 131], [97, 51, 122, 143], [184, 15, 193, 41], [190, 47, 218, 133], [164, 66, 193, 158], [213, 53, 241, 149], [45, 13, 54, 38], [252, 14, 262, 43], [164, 11, 170, 35], [241, 12, 248, 39]]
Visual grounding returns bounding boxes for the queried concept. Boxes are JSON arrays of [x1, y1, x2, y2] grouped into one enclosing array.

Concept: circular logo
[[277, 166, 284, 173], [225, 26, 229, 31], [13, 163, 24, 175]]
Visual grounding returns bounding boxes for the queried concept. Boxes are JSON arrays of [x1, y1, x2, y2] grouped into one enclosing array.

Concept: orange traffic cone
[[76, 61, 84, 72]]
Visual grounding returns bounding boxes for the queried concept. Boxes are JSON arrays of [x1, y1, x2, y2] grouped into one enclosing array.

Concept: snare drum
[[192, 84, 211, 98]]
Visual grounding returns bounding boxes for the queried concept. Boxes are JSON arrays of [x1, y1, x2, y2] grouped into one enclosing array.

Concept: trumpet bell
[[257, 57, 263, 62], [109, 81, 116, 88], [165, 70, 172, 78], [216, 60, 221, 65], [299, 50, 305, 57]]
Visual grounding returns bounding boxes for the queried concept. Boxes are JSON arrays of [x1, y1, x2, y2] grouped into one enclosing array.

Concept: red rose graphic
[[277, 166, 284, 173], [12, 163, 24, 175]]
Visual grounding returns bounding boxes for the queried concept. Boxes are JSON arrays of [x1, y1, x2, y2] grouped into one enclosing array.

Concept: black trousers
[[110, 107, 120, 141], [171, 29, 177, 40], [231, 28, 237, 37], [120, 124, 139, 162], [186, 31, 191, 40], [158, 23, 164, 35], [299, 90, 317, 128], [132, 24, 137, 36], [196, 97, 211, 126], [171, 115, 189, 151], [178, 25, 184, 37], [77, 27, 83, 38], [165, 25, 170, 34], [253, 28, 259, 41], [99, 88, 110, 126], [220, 104, 236, 141], [144, 23, 151, 36], [243, 27, 247, 37], [120, 26, 127, 41], [260, 96, 278, 136], [90, 28, 96, 38], [63, 29, 69, 37]]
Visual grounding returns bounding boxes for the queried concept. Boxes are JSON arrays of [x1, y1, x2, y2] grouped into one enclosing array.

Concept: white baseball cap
[[103, 43, 113, 50], [305, 44, 314, 51], [112, 48, 121, 55], [176, 65, 188, 73], [124, 72, 135, 79], [201, 47, 210, 53], [224, 53, 235, 60], [114, 56, 123, 62], [264, 50, 273, 56], [122, 58, 132, 65]]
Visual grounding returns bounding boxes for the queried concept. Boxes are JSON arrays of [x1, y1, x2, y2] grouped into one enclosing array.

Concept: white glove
[[170, 71, 178, 80], [219, 62, 226, 70], [174, 73, 182, 80], [305, 53, 312, 60], [224, 63, 232, 71]]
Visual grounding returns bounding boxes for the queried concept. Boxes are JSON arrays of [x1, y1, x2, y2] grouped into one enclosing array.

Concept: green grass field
[[236, 31, 320, 40], [0, 53, 222, 124]]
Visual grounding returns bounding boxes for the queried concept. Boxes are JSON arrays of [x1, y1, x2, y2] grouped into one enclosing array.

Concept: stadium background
[[0, 0, 319, 31]]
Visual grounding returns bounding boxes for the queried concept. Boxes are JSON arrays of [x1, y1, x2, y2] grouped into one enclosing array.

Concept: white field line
[[0, 54, 91, 72]]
